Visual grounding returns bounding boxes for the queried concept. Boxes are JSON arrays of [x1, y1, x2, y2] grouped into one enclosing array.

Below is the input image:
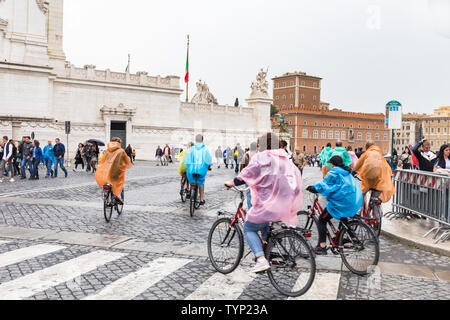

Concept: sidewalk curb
[[381, 228, 450, 258]]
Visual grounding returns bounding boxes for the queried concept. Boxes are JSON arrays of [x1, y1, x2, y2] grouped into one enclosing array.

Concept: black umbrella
[[86, 139, 105, 146]]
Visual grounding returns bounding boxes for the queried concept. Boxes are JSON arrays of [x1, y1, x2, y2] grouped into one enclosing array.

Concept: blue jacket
[[43, 145, 55, 164], [314, 166, 362, 220], [184, 142, 213, 177], [53, 143, 66, 158], [33, 147, 43, 161]]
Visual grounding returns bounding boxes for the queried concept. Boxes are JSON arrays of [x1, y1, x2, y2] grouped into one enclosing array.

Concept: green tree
[[270, 104, 279, 117], [234, 98, 239, 107]]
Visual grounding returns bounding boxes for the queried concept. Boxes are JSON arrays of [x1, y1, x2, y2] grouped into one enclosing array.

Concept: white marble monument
[[0, 0, 272, 160]]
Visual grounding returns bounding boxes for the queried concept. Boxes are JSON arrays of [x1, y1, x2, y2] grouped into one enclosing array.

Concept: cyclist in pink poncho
[[225, 133, 303, 273]]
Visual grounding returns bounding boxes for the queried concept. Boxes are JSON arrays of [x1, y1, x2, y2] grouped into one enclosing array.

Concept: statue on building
[[191, 80, 218, 104], [250, 68, 269, 98], [276, 114, 289, 133]]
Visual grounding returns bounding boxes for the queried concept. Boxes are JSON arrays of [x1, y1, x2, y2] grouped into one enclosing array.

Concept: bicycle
[[354, 174, 383, 237], [207, 186, 316, 297], [180, 175, 190, 203], [102, 184, 124, 222], [189, 174, 201, 217], [297, 191, 379, 276]]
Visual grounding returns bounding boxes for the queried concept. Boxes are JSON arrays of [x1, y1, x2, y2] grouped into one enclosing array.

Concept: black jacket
[[412, 142, 437, 172]]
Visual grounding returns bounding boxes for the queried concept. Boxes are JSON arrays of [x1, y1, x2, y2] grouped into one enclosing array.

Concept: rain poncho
[[314, 166, 363, 220], [183, 142, 213, 187], [237, 149, 302, 226], [326, 147, 353, 170], [353, 145, 395, 203], [177, 147, 190, 176], [348, 151, 358, 169], [95, 142, 133, 196], [320, 146, 332, 165]]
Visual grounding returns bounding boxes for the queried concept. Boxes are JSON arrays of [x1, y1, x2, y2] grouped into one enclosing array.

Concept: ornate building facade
[[271, 71, 390, 154], [0, 0, 271, 160]]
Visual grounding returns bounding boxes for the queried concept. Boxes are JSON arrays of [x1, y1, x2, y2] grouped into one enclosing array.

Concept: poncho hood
[[107, 142, 121, 152]]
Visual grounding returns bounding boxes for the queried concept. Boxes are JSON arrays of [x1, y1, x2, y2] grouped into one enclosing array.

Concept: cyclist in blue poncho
[[183, 134, 213, 205], [306, 155, 363, 255]]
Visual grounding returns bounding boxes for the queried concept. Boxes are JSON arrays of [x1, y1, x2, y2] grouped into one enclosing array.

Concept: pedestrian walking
[[227, 147, 234, 169], [74, 143, 84, 171], [125, 144, 133, 164], [82, 143, 92, 172], [215, 146, 223, 169], [90, 142, 99, 173], [20, 136, 34, 179], [346, 145, 358, 169], [53, 138, 68, 178], [30, 140, 42, 180], [223, 148, 228, 168], [292, 147, 306, 176], [43, 140, 54, 178], [241, 142, 258, 210], [155, 145, 163, 166], [0, 136, 14, 182]]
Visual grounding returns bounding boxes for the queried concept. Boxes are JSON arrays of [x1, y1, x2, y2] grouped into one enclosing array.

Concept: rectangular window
[[358, 132, 362, 140], [384, 133, 388, 141], [329, 131, 333, 139], [335, 131, 340, 139], [321, 130, 326, 139], [313, 130, 318, 139], [367, 133, 371, 140], [302, 129, 308, 138], [341, 131, 346, 140], [375, 133, 380, 141]]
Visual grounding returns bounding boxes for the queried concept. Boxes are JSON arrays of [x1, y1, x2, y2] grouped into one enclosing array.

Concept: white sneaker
[[251, 258, 271, 273], [10, 178, 15, 182], [0, 179, 3, 183]]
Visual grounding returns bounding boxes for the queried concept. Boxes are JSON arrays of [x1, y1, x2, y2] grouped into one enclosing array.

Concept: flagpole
[[127, 54, 130, 73], [186, 35, 190, 103]]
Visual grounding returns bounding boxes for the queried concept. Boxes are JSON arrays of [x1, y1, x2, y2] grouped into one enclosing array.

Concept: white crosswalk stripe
[[83, 257, 191, 300], [0, 244, 66, 269], [288, 272, 341, 300], [0, 250, 127, 300], [186, 267, 257, 300]]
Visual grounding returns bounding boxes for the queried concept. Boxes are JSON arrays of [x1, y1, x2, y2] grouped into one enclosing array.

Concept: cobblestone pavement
[[0, 162, 449, 300]]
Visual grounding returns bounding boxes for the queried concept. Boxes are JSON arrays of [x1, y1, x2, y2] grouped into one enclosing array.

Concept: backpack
[[234, 149, 238, 157]]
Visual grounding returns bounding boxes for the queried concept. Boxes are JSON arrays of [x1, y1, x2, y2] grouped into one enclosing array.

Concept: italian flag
[[184, 51, 189, 83]]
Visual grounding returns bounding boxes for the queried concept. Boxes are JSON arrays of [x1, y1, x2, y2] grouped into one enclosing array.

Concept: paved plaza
[[0, 162, 449, 300]]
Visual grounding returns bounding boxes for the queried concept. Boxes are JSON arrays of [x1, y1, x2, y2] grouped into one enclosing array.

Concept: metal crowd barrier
[[385, 169, 450, 243]]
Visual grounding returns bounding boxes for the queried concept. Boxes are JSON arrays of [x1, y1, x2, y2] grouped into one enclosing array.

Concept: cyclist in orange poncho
[[95, 137, 133, 203], [353, 141, 395, 203]]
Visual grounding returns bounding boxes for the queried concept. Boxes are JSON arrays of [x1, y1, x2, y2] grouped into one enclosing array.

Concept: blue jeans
[[243, 221, 270, 259], [21, 157, 32, 178], [54, 157, 67, 177], [31, 158, 40, 178], [45, 159, 54, 177]]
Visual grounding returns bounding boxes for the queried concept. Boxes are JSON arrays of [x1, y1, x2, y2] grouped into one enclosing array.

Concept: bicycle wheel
[[339, 220, 379, 275], [190, 186, 197, 217], [180, 177, 187, 203], [103, 191, 113, 222], [117, 190, 124, 215], [297, 211, 320, 248], [266, 230, 316, 297], [370, 205, 382, 237], [207, 218, 244, 274]]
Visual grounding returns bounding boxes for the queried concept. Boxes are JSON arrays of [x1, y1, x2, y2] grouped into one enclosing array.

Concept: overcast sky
[[63, 0, 450, 115]]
